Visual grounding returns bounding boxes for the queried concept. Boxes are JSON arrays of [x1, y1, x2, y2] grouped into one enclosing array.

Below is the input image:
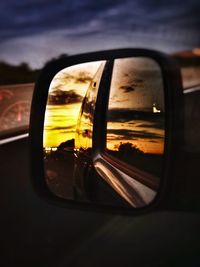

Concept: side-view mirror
[[30, 49, 183, 213]]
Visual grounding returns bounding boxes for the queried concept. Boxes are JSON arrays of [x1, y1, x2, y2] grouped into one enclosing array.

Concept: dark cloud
[[74, 72, 92, 83], [107, 108, 164, 123], [137, 122, 164, 130], [0, 0, 123, 40], [0, 0, 199, 41], [107, 134, 137, 141], [119, 78, 144, 93], [48, 89, 83, 105], [107, 128, 163, 140], [134, 79, 143, 83], [45, 125, 76, 131], [149, 139, 159, 143], [56, 71, 92, 84], [119, 85, 135, 93], [0, 0, 200, 67]]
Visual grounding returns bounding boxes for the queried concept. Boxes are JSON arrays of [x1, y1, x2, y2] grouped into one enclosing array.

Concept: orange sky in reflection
[[44, 103, 80, 147], [106, 57, 165, 155], [44, 58, 164, 155], [106, 121, 164, 154], [107, 121, 164, 154], [107, 134, 164, 154], [43, 61, 103, 147]]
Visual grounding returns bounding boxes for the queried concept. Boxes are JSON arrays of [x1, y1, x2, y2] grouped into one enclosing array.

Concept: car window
[[106, 58, 165, 177], [42, 61, 105, 199]]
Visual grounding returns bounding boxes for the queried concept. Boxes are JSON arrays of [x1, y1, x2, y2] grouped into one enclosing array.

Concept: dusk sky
[[44, 61, 102, 147], [0, 0, 200, 68]]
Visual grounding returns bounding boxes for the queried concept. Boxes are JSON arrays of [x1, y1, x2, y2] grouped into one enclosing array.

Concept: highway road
[[0, 136, 200, 266], [0, 83, 200, 266]]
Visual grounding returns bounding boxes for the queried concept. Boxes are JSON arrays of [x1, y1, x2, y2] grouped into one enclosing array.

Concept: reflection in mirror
[[105, 57, 165, 206], [43, 56, 165, 209], [43, 61, 105, 199]]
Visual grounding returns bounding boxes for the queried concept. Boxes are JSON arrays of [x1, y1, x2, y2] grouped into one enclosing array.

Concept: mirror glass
[[43, 61, 105, 199], [103, 58, 165, 207], [43, 57, 165, 208]]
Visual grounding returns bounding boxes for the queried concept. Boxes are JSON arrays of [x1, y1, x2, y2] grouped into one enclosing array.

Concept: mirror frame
[[30, 48, 183, 214]]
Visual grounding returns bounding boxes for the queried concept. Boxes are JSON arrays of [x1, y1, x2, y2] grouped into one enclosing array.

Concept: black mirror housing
[[30, 48, 184, 214]]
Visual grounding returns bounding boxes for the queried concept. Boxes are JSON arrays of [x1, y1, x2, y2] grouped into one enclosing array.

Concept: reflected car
[[73, 55, 167, 207], [73, 61, 108, 201]]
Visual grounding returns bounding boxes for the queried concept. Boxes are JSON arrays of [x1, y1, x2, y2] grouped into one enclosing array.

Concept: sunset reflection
[[43, 61, 104, 199], [43, 61, 104, 148], [106, 57, 165, 177], [43, 56, 165, 199]]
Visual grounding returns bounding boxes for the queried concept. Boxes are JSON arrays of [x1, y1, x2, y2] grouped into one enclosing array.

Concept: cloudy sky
[[44, 61, 102, 147], [0, 0, 199, 68]]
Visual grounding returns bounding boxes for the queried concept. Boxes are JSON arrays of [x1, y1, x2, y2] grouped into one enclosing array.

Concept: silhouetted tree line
[[0, 62, 40, 85], [58, 138, 75, 150], [174, 54, 200, 67], [117, 142, 144, 156], [0, 53, 68, 85]]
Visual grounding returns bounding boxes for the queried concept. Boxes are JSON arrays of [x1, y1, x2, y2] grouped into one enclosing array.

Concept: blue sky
[[0, 0, 199, 68]]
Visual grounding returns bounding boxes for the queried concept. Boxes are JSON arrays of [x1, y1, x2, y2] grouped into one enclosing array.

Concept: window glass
[[106, 57, 165, 177]]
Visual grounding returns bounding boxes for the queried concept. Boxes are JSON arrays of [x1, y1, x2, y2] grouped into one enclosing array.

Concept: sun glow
[[43, 61, 103, 148], [106, 121, 164, 154]]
